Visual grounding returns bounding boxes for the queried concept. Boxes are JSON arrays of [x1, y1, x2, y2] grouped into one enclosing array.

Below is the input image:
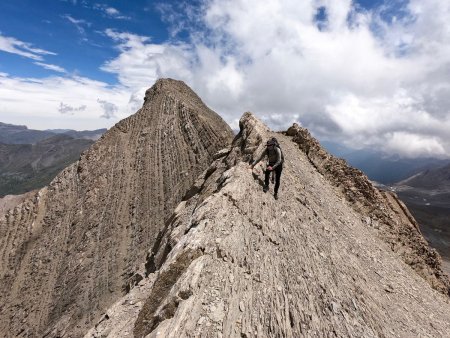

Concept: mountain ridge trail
[[87, 113, 450, 338]]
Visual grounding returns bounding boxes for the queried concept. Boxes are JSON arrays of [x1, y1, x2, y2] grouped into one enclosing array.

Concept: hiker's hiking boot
[[263, 185, 269, 193], [274, 193, 278, 200]]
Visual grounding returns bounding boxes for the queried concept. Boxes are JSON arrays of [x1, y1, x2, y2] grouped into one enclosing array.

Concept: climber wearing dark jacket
[[250, 139, 284, 200]]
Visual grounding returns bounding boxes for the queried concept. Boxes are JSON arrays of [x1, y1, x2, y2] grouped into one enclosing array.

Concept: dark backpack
[[270, 137, 284, 163]]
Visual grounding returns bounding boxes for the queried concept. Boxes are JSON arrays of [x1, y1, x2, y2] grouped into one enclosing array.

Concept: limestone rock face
[[0, 79, 233, 337], [286, 123, 450, 294], [89, 112, 450, 337]]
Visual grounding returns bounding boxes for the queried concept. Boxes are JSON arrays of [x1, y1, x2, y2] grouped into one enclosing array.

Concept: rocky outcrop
[[286, 123, 450, 294], [88, 113, 450, 337], [0, 191, 37, 216], [0, 79, 233, 337]]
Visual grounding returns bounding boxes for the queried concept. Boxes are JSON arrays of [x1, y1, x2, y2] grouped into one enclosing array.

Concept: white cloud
[[0, 72, 131, 130], [62, 14, 92, 34], [105, 7, 119, 15], [34, 62, 67, 73], [97, 99, 118, 119], [58, 102, 87, 115], [0, 33, 56, 61], [118, 0, 448, 159], [385, 132, 447, 158], [102, 29, 193, 90], [94, 4, 131, 20], [3, 0, 450, 159]]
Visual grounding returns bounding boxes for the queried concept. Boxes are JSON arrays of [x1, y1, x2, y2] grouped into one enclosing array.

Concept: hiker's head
[[266, 140, 275, 148]]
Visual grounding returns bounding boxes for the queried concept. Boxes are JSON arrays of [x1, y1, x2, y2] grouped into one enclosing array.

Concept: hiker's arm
[[271, 147, 282, 169], [251, 149, 266, 167]]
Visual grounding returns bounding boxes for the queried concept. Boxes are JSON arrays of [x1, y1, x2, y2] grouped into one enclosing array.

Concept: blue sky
[[0, 0, 169, 82], [1, 0, 450, 159], [0, 0, 399, 84]]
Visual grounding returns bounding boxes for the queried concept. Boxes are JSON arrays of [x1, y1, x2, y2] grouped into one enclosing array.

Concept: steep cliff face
[[88, 113, 450, 338], [0, 79, 233, 337]]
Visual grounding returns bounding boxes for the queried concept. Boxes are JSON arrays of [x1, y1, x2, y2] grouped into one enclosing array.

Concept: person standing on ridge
[[250, 138, 284, 200]]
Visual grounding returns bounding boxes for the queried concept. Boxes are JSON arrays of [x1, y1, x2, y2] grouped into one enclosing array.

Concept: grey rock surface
[[286, 123, 450, 294], [89, 113, 450, 337], [0, 79, 233, 337]]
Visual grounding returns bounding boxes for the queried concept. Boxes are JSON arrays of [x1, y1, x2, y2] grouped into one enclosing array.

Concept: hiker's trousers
[[265, 163, 283, 194]]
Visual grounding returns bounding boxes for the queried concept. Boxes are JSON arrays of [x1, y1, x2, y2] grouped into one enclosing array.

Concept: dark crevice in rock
[[252, 170, 266, 188], [289, 310, 295, 328], [124, 273, 144, 294], [182, 184, 200, 201], [145, 228, 166, 277], [203, 165, 217, 182]]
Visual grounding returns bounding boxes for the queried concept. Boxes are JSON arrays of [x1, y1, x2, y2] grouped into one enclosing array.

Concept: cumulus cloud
[[97, 99, 118, 119], [0, 72, 130, 129], [58, 102, 87, 115], [385, 132, 447, 158], [96, 0, 450, 159], [0, 33, 56, 61], [3, 0, 450, 159], [102, 29, 193, 89], [94, 4, 131, 20]]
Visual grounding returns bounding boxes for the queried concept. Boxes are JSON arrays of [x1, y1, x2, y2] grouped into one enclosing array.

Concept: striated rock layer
[[285, 123, 450, 295], [88, 112, 450, 337], [0, 191, 36, 216], [0, 79, 233, 337]]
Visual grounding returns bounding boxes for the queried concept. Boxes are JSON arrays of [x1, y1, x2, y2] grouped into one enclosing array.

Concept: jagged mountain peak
[[145, 78, 196, 97], [144, 78, 208, 113], [88, 112, 450, 337]]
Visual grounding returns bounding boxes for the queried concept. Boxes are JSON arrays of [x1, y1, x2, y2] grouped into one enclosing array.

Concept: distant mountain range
[[392, 164, 450, 263], [0, 122, 106, 144], [321, 140, 450, 184], [0, 122, 107, 197]]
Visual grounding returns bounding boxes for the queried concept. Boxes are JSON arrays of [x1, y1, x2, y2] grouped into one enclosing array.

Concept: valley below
[[394, 187, 450, 275]]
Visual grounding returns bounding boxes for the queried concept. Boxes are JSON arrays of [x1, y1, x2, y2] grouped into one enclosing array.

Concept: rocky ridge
[[286, 123, 450, 294], [0, 79, 233, 337], [87, 113, 450, 337]]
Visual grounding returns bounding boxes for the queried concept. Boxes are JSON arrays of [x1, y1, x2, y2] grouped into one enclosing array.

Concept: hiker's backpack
[[270, 137, 284, 163]]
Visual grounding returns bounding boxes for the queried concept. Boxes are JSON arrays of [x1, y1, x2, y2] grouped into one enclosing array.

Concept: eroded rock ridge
[[286, 123, 450, 295], [88, 113, 450, 338]]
